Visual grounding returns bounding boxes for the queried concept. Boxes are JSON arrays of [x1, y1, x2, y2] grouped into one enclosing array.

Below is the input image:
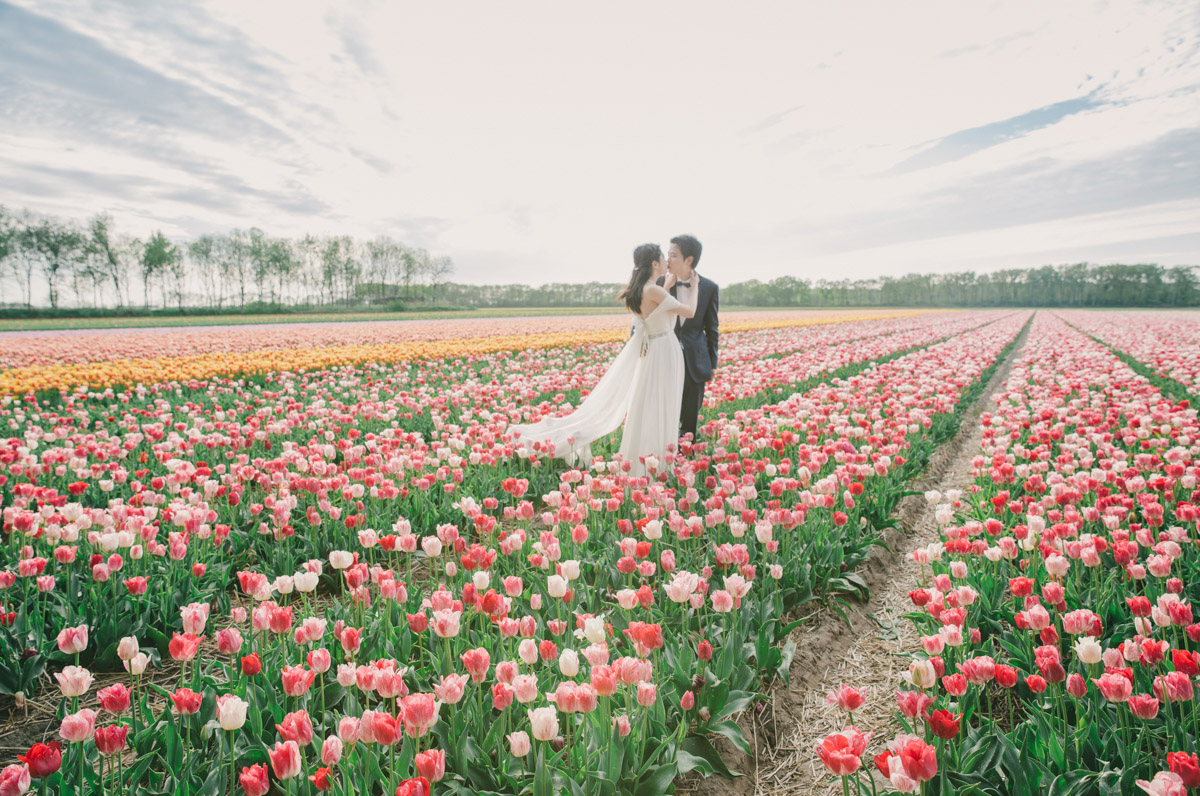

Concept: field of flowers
[[1059, 311, 1200, 398], [816, 312, 1200, 795], [0, 308, 1051, 796]]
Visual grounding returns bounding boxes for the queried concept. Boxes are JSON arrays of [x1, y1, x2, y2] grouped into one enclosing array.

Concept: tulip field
[[817, 312, 1200, 795], [2, 308, 1197, 796]]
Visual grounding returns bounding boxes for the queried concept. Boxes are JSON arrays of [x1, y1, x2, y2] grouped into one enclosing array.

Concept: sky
[[1, 0, 1198, 288]]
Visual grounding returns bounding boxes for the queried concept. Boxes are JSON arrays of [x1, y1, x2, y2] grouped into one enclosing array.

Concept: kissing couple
[[509, 234, 719, 477]]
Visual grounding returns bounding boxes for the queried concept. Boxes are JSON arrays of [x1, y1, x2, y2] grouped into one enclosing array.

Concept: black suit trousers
[[681, 376, 705, 439]]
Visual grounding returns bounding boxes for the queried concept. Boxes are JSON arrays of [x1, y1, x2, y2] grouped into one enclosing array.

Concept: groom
[[662, 234, 718, 440]]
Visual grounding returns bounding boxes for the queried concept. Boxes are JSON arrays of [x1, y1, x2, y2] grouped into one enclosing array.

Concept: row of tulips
[[1, 312, 1022, 795], [817, 312, 1200, 795], [1059, 310, 1200, 397], [0, 311, 936, 395], [0, 310, 921, 370]]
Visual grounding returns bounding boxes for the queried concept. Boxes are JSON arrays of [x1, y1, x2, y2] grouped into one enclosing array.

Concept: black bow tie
[[677, 281, 692, 288]]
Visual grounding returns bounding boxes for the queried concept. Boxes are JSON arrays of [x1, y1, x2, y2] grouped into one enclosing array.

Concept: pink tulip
[[433, 674, 468, 705], [816, 726, 870, 777], [826, 684, 866, 712], [0, 764, 31, 796], [54, 666, 93, 699], [269, 741, 302, 780], [1136, 771, 1188, 796], [415, 749, 445, 783], [97, 683, 130, 714], [507, 731, 531, 757], [59, 709, 97, 743], [1093, 673, 1133, 703], [1129, 694, 1160, 720], [240, 764, 270, 796], [528, 707, 559, 742], [320, 736, 343, 766], [281, 665, 316, 697], [56, 625, 88, 656], [399, 693, 439, 738], [276, 711, 315, 746], [216, 627, 243, 656], [460, 648, 490, 682]]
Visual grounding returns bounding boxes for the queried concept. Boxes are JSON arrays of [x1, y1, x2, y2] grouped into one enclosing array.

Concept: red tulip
[[929, 709, 961, 739], [1168, 752, 1200, 787], [93, 724, 128, 755], [369, 712, 400, 746], [1173, 649, 1199, 678], [18, 742, 61, 778], [241, 653, 262, 676], [1126, 596, 1152, 617], [395, 778, 431, 796], [994, 665, 1018, 688], [309, 767, 333, 791]]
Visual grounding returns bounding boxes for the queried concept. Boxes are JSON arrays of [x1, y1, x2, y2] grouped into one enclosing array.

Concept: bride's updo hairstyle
[[619, 243, 663, 315]]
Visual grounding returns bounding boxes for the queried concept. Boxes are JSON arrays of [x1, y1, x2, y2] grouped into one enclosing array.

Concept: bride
[[507, 243, 699, 477]]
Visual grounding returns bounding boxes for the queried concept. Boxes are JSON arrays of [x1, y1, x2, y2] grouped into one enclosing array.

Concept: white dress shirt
[[675, 278, 692, 328]]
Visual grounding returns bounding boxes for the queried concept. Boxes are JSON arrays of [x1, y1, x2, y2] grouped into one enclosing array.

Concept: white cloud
[[0, 0, 1197, 287]]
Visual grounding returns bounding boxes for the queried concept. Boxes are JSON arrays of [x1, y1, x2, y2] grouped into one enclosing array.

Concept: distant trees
[[442, 265, 1199, 309], [0, 205, 1195, 312], [717, 264, 1200, 309], [0, 206, 456, 311]]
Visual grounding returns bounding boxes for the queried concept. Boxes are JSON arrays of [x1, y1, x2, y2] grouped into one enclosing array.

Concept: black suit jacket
[[656, 274, 719, 383]]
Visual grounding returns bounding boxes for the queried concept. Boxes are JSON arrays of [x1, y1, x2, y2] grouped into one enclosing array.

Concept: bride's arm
[[672, 280, 700, 319]]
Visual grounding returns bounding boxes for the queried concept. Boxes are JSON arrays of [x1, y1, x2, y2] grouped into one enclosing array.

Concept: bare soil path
[[685, 318, 1031, 796]]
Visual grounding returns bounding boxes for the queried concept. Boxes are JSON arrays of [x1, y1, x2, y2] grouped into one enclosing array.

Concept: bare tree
[[142, 231, 181, 309], [427, 255, 455, 303], [29, 217, 87, 309], [222, 229, 252, 308], [89, 214, 139, 308], [0, 206, 16, 305], [189, 235, 222, 307], [267, 236, 294, 305], [294, 234, 321, 304]]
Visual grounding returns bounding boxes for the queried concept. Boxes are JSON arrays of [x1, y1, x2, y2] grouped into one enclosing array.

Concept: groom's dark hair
[[671, 234, 702, 269]]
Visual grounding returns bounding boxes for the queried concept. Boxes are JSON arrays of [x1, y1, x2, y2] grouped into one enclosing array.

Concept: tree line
[[1, 206, 1196, 311], [0, 206, 455, 311], [441, 264, 1199, 308]]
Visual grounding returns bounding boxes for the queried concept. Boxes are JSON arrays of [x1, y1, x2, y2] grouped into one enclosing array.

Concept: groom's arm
[[704, 283, 719, 372]]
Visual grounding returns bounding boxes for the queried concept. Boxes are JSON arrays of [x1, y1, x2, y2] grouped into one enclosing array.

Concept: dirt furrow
[[686, 318, 1032, 796]]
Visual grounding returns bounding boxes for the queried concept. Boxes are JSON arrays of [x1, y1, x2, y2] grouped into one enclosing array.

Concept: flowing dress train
[[508, 296, 685, 476]]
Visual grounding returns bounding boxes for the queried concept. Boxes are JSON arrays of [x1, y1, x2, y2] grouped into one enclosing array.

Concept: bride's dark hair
[[618, 243, 662, 315]]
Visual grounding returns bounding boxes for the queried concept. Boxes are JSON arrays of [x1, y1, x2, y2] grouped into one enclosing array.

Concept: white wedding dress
[[508, 296, 685, 477]]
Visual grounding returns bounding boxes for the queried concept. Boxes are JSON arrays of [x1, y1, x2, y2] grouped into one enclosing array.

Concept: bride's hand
[[662, 272, 677, 290]]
